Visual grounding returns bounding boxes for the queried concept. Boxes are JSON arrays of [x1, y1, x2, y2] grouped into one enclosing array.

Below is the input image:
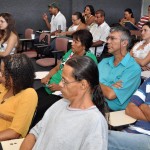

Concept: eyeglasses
[[106, 36, 120, 41], [61, 78, 77, 86]]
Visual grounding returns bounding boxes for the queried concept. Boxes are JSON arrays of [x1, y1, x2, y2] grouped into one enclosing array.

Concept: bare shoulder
[[10, 32, 17, 38], [79, 23, 87, 29], [8, 32, 18, 42], [90, 15, 95, 20]]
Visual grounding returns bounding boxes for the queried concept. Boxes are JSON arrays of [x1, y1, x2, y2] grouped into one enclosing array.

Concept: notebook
[[124, 21, 139, 30], [1, 138, 24, 150], [35, 71, 49, 79]]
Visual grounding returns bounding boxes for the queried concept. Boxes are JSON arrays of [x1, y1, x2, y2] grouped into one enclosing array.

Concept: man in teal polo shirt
[[98, 26, 141, 111]]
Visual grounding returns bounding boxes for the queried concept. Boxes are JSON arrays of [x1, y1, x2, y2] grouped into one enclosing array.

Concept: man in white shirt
[[42, 2, 66, 35], [90, 10, 110, 56]]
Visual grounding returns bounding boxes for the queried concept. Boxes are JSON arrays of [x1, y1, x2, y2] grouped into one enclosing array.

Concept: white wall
[[141, 0, 150, 16]]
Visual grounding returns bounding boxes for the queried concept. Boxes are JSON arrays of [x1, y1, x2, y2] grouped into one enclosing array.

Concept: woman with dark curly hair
[[83, 5, 96, 29], [0, 13, 19, 57], [0, 54, 38, 141]]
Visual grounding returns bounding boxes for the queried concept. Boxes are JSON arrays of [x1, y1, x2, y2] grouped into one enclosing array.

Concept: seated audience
[[51, 12, 86, 53], [130, 21, 150, 71], [0, 54, 37, 141], [108, 77, 150, 150], [98, 26, 141, 111], [89, 9, 110, 56], [34, 30, 98, 126], [137, 5, 150, 30], [56, 12, 86, 36], [20, 56, 108, 150], [42, 1, 66, 35], [119, 8, 136, 26], [82, 5, 95, 30], [0, 13, 19, 57]]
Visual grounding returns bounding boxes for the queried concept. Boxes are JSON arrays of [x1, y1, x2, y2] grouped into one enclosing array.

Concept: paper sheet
[[1, 138, 24, 150], [35, 71, 49, 79], [53, 91, 62, 96], [108, 110, 136, 127]]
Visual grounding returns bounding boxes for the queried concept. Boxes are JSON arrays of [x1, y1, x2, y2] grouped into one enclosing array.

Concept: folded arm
[[139, 104, 150, 121], [125, 102, 148, 121], [100, 81, 122, 100], [100, 83, 117, 100], [134, 52, 150, 67]]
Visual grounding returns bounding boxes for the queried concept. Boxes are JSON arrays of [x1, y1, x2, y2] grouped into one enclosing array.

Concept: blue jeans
[[108, 131, 150, 150]]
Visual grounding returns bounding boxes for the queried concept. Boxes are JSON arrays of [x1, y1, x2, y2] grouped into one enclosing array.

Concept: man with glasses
[[98, 26, 141, 111], [89, 9, 110, 56]]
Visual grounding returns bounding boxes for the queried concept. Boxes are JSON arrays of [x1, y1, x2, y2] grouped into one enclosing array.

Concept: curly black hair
[[2, 54, 35, 95], [84, 5, 95, 16]]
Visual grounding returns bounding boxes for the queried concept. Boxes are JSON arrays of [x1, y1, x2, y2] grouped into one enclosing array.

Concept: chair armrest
[[52, 50, 64, 54], [34, 43, 46, 46], [36, 45, 49, 48], [52, 51, 65, 66]]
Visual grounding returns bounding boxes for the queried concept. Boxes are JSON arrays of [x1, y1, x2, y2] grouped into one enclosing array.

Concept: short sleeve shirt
[[50, 11, 66, 32], [98, 53, 141, 110]]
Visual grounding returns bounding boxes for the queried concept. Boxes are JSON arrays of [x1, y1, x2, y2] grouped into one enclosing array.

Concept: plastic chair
[[36, 37, 69, 67], [25, 28, 34, 39], [23, 33, 51, 58], [20, 28, 34, 51]]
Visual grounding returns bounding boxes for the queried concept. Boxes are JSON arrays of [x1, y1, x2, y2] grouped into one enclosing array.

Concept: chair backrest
[[130, 30, 141, 40], [39, 33, 51, 45], [55, 38, 69, 52], [25, 28, 33, 39]]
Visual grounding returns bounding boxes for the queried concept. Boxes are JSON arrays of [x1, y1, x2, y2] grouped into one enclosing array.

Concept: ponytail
[[92, 85, 108, 117]]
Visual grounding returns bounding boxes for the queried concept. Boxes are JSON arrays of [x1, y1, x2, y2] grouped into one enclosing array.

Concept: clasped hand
[[112, 80, 123, 89]]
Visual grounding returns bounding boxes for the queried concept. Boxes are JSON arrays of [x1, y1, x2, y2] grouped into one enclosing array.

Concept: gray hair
[[110, 26, 131, 49]]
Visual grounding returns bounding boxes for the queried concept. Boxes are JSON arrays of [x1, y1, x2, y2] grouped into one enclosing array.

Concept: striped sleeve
[[130, 78, 150, 106]]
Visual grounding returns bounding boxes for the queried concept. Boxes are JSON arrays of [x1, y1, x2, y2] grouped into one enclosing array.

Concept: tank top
[[132, 40, 150, 67], [68, 25, 79, 32], [0, 43, 16, 55]]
